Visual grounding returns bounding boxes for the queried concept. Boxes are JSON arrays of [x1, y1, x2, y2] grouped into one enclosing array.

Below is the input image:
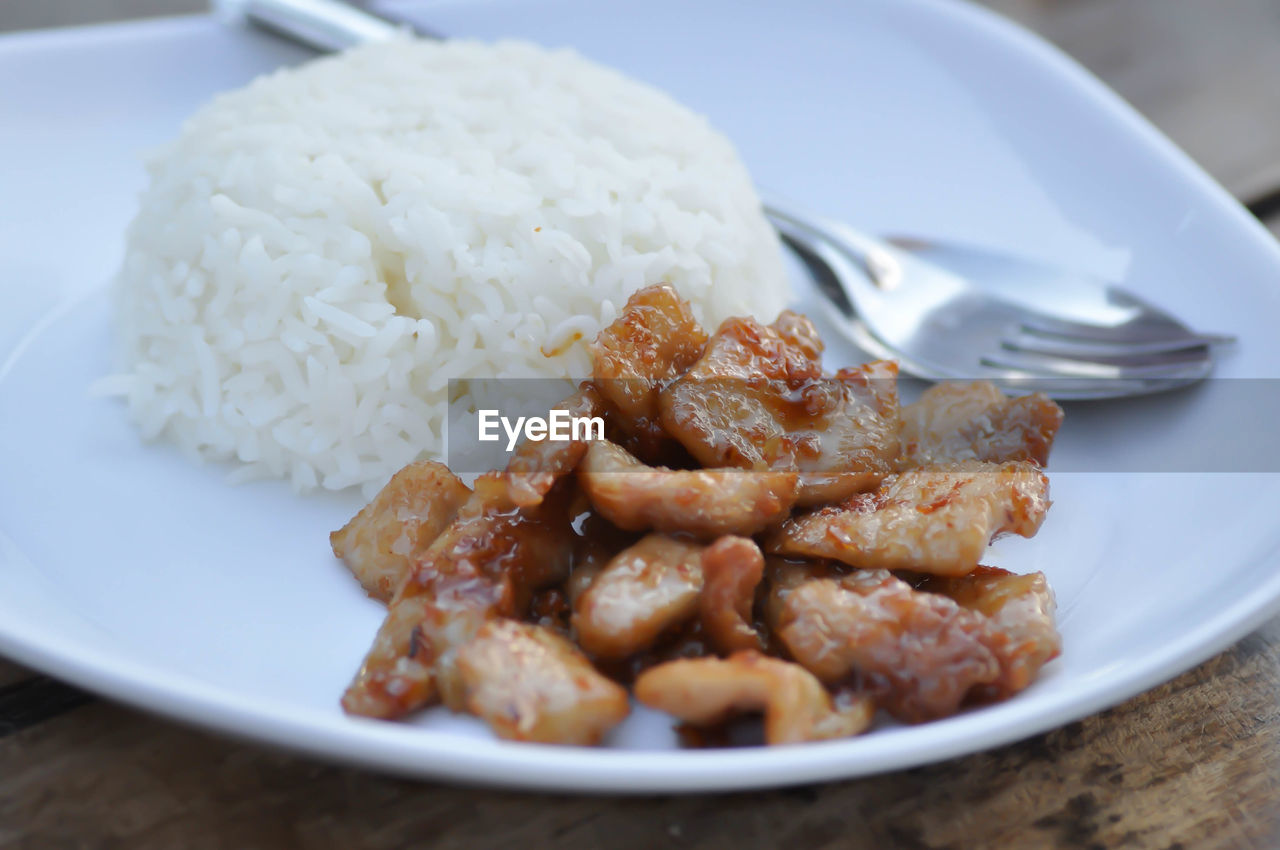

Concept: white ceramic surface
[[2, 0, 1280, 793]]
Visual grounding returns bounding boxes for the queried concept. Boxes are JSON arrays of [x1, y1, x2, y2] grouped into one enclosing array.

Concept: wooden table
[[4, 2, 1280, 847]]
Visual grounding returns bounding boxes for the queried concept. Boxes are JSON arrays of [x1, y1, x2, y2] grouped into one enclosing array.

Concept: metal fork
[[765, 198, 1235, 399], [232, 0, 1237, 399]]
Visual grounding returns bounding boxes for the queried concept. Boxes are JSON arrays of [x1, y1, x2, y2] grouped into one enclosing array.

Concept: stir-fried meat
[[769, 460, 1050, 577], [566, 510, 637, 604], [772, 310, 825, 361], [920, 566, 1061, 698], [900, 381, 1064, 469], [699, 536, 766, 654], [796, 360, 901, 505], [330, 461, 471, 603], [573, 534, 705, 660], [591, 284, 709, 455], [776, 571, 1000, 723], [761, 558, 839, 638], [341, 475, 575, 719], [635, 651, 874, 745], [502, 385, 606, 507], [339, 595, 442, 718], [450, 620, 630, 745], [659, 314, 899, 505], [593, 616, 719, 685], [529, 586, 572, 635], [591, 284, 709, 421], [658, 314, 822, 470], [334, 296, 1066, 743], [604, 418, 700, 470], [566, 540, 607, 608], [578, 440, 798, 538]]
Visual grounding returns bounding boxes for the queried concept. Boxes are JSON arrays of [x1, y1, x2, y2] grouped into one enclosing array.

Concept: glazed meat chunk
[[330, 461, 471, 602], [635, 651, 874, 745], [577, 440, 798, 538], [591, 284, 708, 454], [451, 620, 630, 745], [769, 460, 1050, 577], [776, 571, 1000, 722], [900, 381, 1064, 469], [341, 475, 575, 719], [573, 534, 705, 660], [659, 313, 899, 505], [591, 283, 708, 421], [657, 313, 827, 470], [566, 520, 621, 607], [797, 360, 901, 505], [698, 536, 766, 654], [920, 566, 1061, 698], [761, 557, 840, 637], [502, 385, 606, 508]]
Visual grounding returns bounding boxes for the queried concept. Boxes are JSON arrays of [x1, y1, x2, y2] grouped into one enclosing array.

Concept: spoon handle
[[230, 0, 426, 51]]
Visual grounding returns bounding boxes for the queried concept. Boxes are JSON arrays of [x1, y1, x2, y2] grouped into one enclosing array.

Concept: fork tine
[[1002, 330, 1218, 360], [980, 347, 1214, 382], [987, 373, 1202, 399], [1018, 313, 1237, 347]]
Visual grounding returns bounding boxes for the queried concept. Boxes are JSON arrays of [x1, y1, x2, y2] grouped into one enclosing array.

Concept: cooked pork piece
[[659, 313, 899, 505], [578, 440, 798, 538], [341, 475, 575, 719], [776, 571, 1001, 723], [657, 313, 822, 470], [919, 566, 1061, 698], [590, 284, 709, 455], [573, 534, 705, 660], [769, 460, 1050, 577], [771, 309, 825, 362], [698, 536, 766, 654], [450, 620, 630, 745], [899, 381, 1063, 469], [634, 651, 874, 745], [330, 461, 471, 603], [566, 542, 606, 608], [339, 594, 443, 718], [761, 558, 840, 639], [593, 616, 717, 687], [502, 385, 607, 508], [796, 360, 901, 505], [567, 509, 639, 602], [591, 284, 709, 421]]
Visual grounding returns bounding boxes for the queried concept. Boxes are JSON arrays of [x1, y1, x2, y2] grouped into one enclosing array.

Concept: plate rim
[[3, 553, 1279, 793]]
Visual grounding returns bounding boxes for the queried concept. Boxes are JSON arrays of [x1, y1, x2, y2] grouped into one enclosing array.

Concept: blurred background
[[3, 0, 1279, 214]]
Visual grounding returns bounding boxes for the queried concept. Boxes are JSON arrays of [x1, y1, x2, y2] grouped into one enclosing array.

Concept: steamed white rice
[[103, 38, 789, 495]]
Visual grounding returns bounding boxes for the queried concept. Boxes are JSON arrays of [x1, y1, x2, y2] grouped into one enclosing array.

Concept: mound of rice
[[105, 38, 789, 494]]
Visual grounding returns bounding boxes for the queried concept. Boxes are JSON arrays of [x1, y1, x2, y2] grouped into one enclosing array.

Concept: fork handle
[[763, 197, 905, 292]]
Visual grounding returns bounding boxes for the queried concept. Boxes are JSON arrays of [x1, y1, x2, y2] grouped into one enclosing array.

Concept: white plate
[[2, 0, 1280, 793]]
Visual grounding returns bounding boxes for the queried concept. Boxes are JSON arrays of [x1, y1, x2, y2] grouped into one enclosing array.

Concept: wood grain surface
[[2, 2, 1279, 848], [0, 660, 30, 689]]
